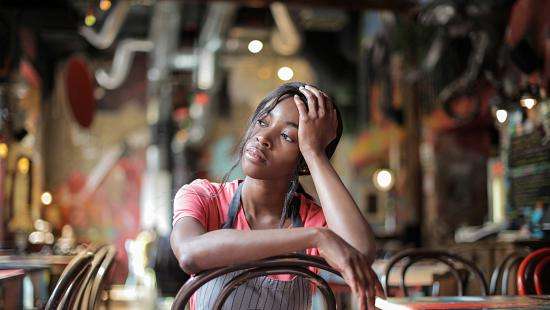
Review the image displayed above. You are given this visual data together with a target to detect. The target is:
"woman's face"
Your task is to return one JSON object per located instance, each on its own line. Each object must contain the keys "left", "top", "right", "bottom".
{"left": 241, "top": 96, "right": 301, "bottom": 180}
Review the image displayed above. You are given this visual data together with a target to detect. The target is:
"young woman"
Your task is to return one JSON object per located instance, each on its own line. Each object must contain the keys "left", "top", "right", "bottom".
{"left": 171, "top": 82, "right": 383, "bottom": 310}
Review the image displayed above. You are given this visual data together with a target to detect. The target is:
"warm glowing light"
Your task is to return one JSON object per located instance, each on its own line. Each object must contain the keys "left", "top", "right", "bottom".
{"left": 520, "top": 97, "right": 537, "bottom": 109}
{"left": 41, "top": 192, "right": 53, "bottom": 205}
{"left": 248, "top": 40, "right": 263, "bottom": 53}
{"left": 496, "top": 109, "right": 508, "bottom": 123}
{"left": 99, "top": 0, "right": 112, "bottom": 11}
{"left": 277, "top": 66, "right": 294, "bottom": 81}
{"left": 373, "top": 169, "right": 394, "bottom": 191}
{"left": 0, "top": 143, "right": 8, "bottom": 159}
{"left": 17, "top": 157, "right": 30, "bottom": 174}
{"left": 85, "top": 13, "right": 96, "bottom": 27}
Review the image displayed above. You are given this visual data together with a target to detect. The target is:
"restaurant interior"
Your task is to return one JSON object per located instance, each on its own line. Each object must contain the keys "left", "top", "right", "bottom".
{"left": 0, "top": 0, "right": 549, "bottom": 309}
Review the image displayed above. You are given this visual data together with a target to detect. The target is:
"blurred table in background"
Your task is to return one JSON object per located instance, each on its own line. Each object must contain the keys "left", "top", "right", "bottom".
{"left": 0, "top": 269, "right": 24, "bottom": 310}
{"left": 0, "top": 254, "right": 74, "bottom": 308}
{"left": 0, "top": 254, "right": 73, "bottom": 274}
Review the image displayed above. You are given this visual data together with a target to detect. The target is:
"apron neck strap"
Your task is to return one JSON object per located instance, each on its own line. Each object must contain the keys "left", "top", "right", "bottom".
{"left": 222, "top": 181, "right": 303, "bottom": 229}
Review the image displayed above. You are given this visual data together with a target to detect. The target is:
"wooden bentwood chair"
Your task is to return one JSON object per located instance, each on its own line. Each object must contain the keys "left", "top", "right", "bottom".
{"left": 172, "top": 253, "right": 381, "bottom": 310}
{"left": 489, "top": 250, "right": 529, "bottom": 295}
{"left": 45, "top": 250, "right": 94, "bottom": 310}
{"left": 383, "top": 249, "right": 488, "bottom": 297}
{"left": 45, "top": 245, "right": 117, "bottom": 310}
{"left": 517, "top": 247, "right": 550, "bottom": 295}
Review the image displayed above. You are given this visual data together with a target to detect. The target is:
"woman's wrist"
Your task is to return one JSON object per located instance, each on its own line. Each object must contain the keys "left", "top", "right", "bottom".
{"left": 313, "top": 227, "right": 332, "bottom": 248}
{"left": 302, "top": 149, "right": 329, "bottom": 164}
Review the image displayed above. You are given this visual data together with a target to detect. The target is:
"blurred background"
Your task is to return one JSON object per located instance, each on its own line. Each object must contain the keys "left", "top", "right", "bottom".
{"left": 0, "top": 0, "right": 548, "bottom": 308}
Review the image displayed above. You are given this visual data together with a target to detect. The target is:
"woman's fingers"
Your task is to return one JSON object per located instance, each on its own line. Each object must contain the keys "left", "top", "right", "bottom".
{"left": 299, "top": 86, "right": 318, "bottom": 118}
{"left": 374, "top": 271, "right": 387, "bottom": 298}
{"left": 366, "top": 272, "right": 376, "bottom": 310}
{"left": 305, "top": 85, "right": 326, "bottom": 118}
{"left": 293, "top": 95, "right": 308, "bottom": 121}
{"left": 345, "top": 269, "right": 365, "bottom": 310}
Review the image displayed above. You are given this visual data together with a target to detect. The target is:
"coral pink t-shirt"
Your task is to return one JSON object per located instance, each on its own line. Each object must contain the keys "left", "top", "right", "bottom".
{"left": 172, "top": 179, "right": 327, "bottom": 309}
{"left": 172, "top": 179, "right": 327, "bottom": 256}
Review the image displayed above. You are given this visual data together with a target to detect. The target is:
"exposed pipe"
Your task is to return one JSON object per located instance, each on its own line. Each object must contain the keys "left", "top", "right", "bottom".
{"left": 79, "top": 1, "right": 132, "bottom": 49}
{"left": 270, "top": 2, "right": 302, "bottom": 56}
{"left": 95, "top": 39, "right": 153, "bottom": 89}
{"left": 195, "top": 2, "right": 238, "bottom": 90}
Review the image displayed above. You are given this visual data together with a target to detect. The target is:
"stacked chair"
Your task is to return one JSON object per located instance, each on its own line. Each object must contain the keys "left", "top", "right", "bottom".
{"left": 489, "top": 249, "right": 529, "bottom": 295}
{"left": 517, "top": 247, "right": 550, "bottom": 295}
{"left": 45, "top": 245, "right": 117, "bottom": 310}
{"left": 489, "top": 247, "right": 550, "bottom": 296}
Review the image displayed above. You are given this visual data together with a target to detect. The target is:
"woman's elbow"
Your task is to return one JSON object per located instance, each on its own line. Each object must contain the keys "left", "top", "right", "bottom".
{"left": 170, "top": 234, "right": 201, "bottom": 274}
{"left": 177, "top": 252, "right": 201, "bottom": 275}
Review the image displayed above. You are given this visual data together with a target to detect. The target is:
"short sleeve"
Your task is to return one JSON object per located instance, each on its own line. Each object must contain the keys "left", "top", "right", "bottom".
{"left": 172, "top": 179, "right": 216, "bottom": 228}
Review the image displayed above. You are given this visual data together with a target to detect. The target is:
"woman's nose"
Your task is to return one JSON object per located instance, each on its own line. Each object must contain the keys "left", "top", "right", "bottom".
{"left": 256, "top": 135, "right": 272, "bottom": 149}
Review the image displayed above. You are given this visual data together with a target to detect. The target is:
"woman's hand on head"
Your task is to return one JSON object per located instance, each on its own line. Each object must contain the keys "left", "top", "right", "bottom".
{"left": 316, "top": 228, "right": 385, "bottom": 310}
{"left": 294, "top": 85, "right": 338, "bottom": 157}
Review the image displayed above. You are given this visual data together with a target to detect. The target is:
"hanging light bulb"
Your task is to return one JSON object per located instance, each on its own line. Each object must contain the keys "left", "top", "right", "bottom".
{"left": 277, "top": 66, "right": 294, "bottom": 81}
{"left": 519, "top": 84, "right": 540, "bottom": 110}
{"left": 495, "top": 109, "right": 508, "bottom": 123}
{"left": 41, "top": 192, "right": 53, "bottom": 205}
{"left": 520, "top": 97, "right": 537, "bottom": 109}
{"left": 17, "top": 157, "right": 30, "bottom": 174}
{"left": 85, "top": 8, "right": 96, "bottom": 27}
{"left": 248, "top": 40, "right": 263, "bottom": 53}
{"left": 99, "top": 0, "right": 112, "bottom": 11}
{"left": 373, "top": 169, "right": 395, "bottom": 192}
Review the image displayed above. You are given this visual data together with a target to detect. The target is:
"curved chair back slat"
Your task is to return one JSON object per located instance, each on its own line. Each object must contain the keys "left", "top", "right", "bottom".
{"left": 213, "top": 266, "right": 335, "bottom": 310}
{"left": 401, "top": 256, "right": 464, "bottom": 296}
{"left": 171, "top": 253, "right": 348, "bottom": 310}
{"left": 517, "top": 247, "right": 550, "bottom": 295}
{"left": 73, "top": 246, "right": 110, "bottom": 309}
{"left": 489, "top": 251, "right": 528, "bottom": 295}
{"left": 383, "top": 249, "right": 488, "bottom": 297}
{"left": 45, "top": 251, "right": 94, "bottom": 310}
{"left": 86, "top": 245, "right": 117, "bottom": 310}
{"left": 534, "top": 256, "right": 550, "bottom": 295}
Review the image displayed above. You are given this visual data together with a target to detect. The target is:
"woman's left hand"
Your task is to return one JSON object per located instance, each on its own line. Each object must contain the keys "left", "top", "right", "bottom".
{"left": 294, "top": 85, "right": 338, "bottom": 157}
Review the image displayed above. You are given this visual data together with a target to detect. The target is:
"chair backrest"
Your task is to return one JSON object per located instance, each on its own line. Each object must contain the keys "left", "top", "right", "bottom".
{"left": 533, "top": 256, "right": 550, "bottom": 295}
{"left": 171, "top": 253, "right": 358, "bottom": 310}
{"left": 383, "top": 249, "right": 488, "bottom": 297}
{"left": 73, "top": 245, "right": 110, "bottom": 309}
{"left": 489, "top": 250, "right": 529, "bottom": 295}
{"left": 517, "top": 247, "right": 550, "bottom": 295}
{"left": 45, "top": 251, "right": 94, "bottom": 310}
{"left": 86, "top": 245, "right": 117, "bottom": 310}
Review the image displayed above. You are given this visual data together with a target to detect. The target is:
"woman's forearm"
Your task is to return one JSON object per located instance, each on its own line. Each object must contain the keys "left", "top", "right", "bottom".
{"left": 304, "top": 152, "right": 376, "bottom": 261}
{"left": 172, "top": 223, "right": 322, "bottom": 274}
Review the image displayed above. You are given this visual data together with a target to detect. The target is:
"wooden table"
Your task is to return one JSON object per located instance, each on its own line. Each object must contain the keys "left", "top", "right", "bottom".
{"left": 0, "top": 269, "right": 25, "bottom": 310}
{"left": 0, "top": 254, "right": 73, "bottom": 275}
{"left": 375, "top": 295, "right": 550, "bottom": 309}
{"left": 0, "top": 254, "right": 74, "bottom": 308}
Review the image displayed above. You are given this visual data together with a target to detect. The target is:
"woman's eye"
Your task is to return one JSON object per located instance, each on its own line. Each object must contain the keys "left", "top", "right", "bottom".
{"left": 281, "top": 133, "right": 294, "bottom": 143}
{"left": 257, "top": 119, "right": 268, "bottom": 127}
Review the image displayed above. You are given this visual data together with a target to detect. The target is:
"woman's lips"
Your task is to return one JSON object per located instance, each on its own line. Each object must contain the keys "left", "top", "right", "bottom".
{"left": 245, "top": 146, "right": 267, "bottom": 164}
